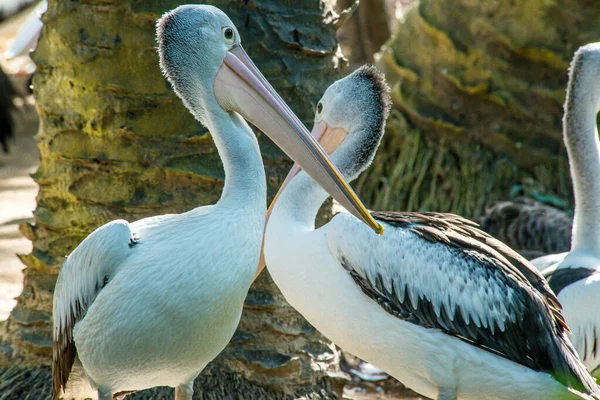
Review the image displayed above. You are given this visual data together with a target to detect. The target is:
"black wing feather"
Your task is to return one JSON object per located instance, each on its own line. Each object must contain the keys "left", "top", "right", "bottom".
{"left": 337, "top": 211, "right": 599, "bottom": 396}
{"left": 545, "top": 267, "right": 596, "bottom": 295}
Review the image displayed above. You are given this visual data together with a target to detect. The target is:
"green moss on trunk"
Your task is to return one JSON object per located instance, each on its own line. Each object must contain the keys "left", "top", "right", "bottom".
{"left": 360, "top": 0, "right": 599, "bottom": 217}
{"left": 1, "top": 0, "right": 348, "bottom": 398}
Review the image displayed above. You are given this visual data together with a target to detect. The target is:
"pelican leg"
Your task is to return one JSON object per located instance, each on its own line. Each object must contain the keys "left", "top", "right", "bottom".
{"left": 437, "top": 388, "right": 457, "bottom": 400}
{"left": 175, "top": 380, "right": 194, "bottom": 400}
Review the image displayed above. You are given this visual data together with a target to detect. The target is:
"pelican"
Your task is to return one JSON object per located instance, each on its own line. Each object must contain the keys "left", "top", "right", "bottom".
{"left": 4, "top": 0, "right": 46, "bottom": 60}
{"left": 527, "top": 43, "right": 600, "bottom": 378}
{"left": 480, "top": 196, "right": 572, "bottom": 260}
{"left": 262, "top": 65, "right": 600, "bottom": 400}
{"left": 52, "top": 5, "right": 380, "bottom": 400}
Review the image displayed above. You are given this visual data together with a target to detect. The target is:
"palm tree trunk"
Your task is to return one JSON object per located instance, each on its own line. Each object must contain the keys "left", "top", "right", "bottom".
{"left": 336, "top": 0, "right": 392, "bottom": 67}
{"left": 0, "top": 1, "right": 347, "bottom": 398}
{"left": 358, "top": 0, "right": 600, "bottom": 219}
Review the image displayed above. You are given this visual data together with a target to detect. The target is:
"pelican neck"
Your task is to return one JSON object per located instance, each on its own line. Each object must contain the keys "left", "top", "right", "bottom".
{"left": 271, "top": 171, "right": 330, "bottom": 231}
{"left": 564, "top": 72, "right": 600, "bottom": 253}
{"left": 206, "top": 110, "right": 267, "bottom": 211}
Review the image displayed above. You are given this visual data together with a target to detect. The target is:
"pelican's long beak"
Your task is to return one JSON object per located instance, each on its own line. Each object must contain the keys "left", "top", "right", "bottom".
{"left": 213, "top": 45, "right": 382, "bottom": 236}
{"left": 266, "top": 120, "right": 348, "bottom": 212}
{"left": 254, "top": 120, "right": 356, "bottom": 280}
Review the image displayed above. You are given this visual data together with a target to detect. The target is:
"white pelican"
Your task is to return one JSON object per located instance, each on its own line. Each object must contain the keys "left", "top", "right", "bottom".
{"left": 4, "top": 0, "right": 46, "bottom": 60}
{"left": 52, "top": 5, "right": 380, "bottom": 400}
{"left": 262, "top": 65, "right": 600, "bottom": 400}
{"left": 528, "top": 43, "right": 600, "bottom": 378}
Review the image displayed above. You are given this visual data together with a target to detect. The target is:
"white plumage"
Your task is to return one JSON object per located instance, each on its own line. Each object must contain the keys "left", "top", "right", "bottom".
{"left": 529, "top": 43, "right": 600, "bottom": 378}
{"left": 55, "top": 205, "right": 264, "bottom": 398}
{"left": 267, "top": 212, "right": 596, "bottom": 400}
{"left": 52, "top": 5, "right": 368, "bottom": 399}
{"left": 531, "top": 252, "right": 600, "bottom": 379}
{"left": 4, "top": 0, "right": 46, "bottom": 60}
{"left": 556, "top": 264, "right": 600, "bottom": 376}
{"left": 264, "top": 66, "right": 600, "bottom": 400}
{"left": 55, "top": 208, "right": 261, "bottom": 399}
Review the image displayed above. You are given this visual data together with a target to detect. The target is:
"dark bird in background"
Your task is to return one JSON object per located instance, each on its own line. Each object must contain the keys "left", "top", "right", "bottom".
{"left": 480, "top": 197, "right": 573, "bottom": 260}
{"left": 0, "top": 0, "right": 40, "bottom": 153}
{"left": 0, "top": 65, "right": 15, "bottom": 153}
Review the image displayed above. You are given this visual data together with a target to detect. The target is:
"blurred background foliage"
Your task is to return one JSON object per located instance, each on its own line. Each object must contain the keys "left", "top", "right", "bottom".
{"left": 346, "top": 0, "right": 600, "bottom": 221}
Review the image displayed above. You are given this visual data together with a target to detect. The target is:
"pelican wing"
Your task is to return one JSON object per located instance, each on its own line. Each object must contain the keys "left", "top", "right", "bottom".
{"left": 546, "top": 267, "right": 597, "bottom": 295}
{"left": 324, "top": 211, "right": 598, "bottom": 395}
{"left": 52, "top": 220, "right": 136, "bottom": 396}
{"left": 546, "top": 268, "right": 600, "bottom": 375}
{"left": 531, "top": 252, "right": 569, "bottom": 273}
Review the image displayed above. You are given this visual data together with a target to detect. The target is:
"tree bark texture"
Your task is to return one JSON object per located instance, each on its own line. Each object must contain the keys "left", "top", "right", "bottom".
{"left": 0, "top": 1, "right": 348, "bottom": 398}
{"left": 336, "top": 0, "right": 391, "bottom": 67}
{"left": 356, "top": 0, "right": 600, "bottom": 218}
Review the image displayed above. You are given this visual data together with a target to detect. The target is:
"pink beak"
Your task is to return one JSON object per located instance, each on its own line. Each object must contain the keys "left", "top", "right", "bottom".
{"left": 213, "top": 45, "right": 382, "bottom": 235}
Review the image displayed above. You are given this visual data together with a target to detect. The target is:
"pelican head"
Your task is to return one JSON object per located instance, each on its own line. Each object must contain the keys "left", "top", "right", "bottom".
{"left": 157, "top": 5, "right": 241, "bottom": 123}
{"left": 566, "top": 42, "right": 600, "bottom": 118}
{"left": 274, "top": 65, "right": 391, "bottom": 195}
{"left": 157, "top": 5, "right": 382, "bottom": 234}
{"left": 311, "top": 65, "right": 391, "bottom": 180}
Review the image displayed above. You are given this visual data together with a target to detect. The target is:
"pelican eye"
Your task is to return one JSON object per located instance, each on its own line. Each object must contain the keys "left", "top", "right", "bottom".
{"left": 222, "top": 27, "right": 235, "bottom": 45}
{"left": 316, "top": 101, "right": 323, "bottom": 115}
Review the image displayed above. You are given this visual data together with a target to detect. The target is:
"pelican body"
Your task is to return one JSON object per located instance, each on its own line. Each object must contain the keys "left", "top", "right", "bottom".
{"left": 51, "top": 5, "right": 377, "bottom": 400}
{"left": 529, "top": 43, "right": 600, "bottom": 378}
{"left": 480, "top": 196, "right": 572, "bottom": 260}
{"left": 263, "top": 66, "right": 600, "bottom": 400}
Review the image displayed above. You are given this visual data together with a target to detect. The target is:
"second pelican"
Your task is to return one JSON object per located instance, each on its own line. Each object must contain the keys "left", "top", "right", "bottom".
{"left": 263, "top": 66, "right": 600, "bottom": 400}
